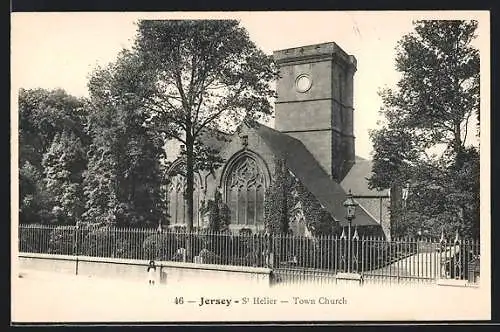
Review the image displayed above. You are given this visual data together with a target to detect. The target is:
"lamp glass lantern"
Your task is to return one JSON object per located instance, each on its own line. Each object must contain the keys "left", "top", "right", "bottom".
{"left": 343, "top": 190, "right": 358, "bottom": 221}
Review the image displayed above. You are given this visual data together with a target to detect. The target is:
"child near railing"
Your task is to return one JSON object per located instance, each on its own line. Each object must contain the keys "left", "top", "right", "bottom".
{"left": 147, "top": 260, "right": 157, "bottom": 286}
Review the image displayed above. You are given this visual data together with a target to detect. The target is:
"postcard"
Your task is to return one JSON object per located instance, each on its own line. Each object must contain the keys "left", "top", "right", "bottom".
{"left": 11, "top": 10, "right": 491, "bottom": 323}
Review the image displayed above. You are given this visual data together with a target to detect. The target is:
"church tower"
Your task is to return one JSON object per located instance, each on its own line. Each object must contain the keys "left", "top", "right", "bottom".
{"left": 273, "top": 42, "right": 357, "bottom": 181}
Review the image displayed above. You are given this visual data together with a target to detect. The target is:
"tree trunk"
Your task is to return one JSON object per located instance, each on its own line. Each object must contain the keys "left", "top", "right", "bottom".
{"left": 185, "top": 132, "right": 195, "bottom": 261}
{"left": 453, "top": 122, "right": 463, "bottom": 155}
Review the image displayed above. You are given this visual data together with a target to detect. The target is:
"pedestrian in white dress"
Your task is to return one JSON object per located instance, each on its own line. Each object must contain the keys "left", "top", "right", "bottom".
{"left": 147, "top": 260, "right": 157, "bottom": 286}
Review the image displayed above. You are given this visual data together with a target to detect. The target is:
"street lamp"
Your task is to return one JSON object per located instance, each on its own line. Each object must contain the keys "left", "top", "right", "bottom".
{"left": 343, "top": 189, "right": 358, "bottom": 273}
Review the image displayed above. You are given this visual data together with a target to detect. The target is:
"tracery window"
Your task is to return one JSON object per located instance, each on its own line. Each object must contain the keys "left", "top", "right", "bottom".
{"left": 225, "top": 156, "right": 266, "bottom": 227}
{"left": 166, "top": 171, "right": 202, "bottom": 227}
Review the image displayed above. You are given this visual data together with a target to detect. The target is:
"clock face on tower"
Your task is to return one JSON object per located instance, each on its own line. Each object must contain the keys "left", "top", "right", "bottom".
{"left": 295, "top": 73, "right": 312, "bottom": 93}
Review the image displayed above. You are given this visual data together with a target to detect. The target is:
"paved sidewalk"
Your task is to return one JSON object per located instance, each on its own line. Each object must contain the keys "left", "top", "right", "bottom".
{"left": 12, "top": 268, "right": 489, "bottom": 323}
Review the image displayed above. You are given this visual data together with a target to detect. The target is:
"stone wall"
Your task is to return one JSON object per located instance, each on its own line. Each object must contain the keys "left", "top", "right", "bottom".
{"left": 18, "top": 253, "right": 273, "bottom": 288}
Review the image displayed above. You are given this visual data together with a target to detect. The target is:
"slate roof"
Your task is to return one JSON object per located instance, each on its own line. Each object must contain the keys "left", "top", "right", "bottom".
{"left": 167, "top": 121, "right": 382, "bottom": 228}
{"left": 250, "top": 122, "right": 380, "bottom": 227}
{"left": 340, "top": 156, "right": 390, "bottom": 197}
{"left": 339, "top": 156, "right": 390, "bottom": 224}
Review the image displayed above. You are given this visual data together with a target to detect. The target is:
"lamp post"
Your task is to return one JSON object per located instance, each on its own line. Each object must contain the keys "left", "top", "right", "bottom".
{"left": 343, "top": 190, "right": 358, "bottom": 273}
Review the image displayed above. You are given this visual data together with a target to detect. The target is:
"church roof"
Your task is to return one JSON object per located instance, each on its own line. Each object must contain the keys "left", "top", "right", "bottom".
{"left": 250, "top": 122, "right": 380, "bottom": 227}
{"left": 341, "top": 156, "right": 390, "bottom": 197}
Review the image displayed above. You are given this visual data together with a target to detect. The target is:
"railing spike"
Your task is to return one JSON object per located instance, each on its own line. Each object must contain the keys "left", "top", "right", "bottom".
{"left": 340, "top": 227, "right": 346, "bottom": 240}
{"left": 454, "top": 229, "right": 460, "bottom": 244}
{"left": 439, "top": 229, "right": 445, "bottom": 244}
{"left": 353, "top": 227, "right": 359, "bottom": 240}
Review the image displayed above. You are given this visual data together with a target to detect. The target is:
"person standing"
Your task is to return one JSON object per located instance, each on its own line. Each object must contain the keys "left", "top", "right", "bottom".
{"left": 147, "top": 260, "right": 157, "bottom": 286}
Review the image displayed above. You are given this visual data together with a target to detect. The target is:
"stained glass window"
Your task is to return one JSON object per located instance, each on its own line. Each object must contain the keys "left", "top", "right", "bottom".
{"left": 225, "top": 157, "right": 266, "bottom": 226}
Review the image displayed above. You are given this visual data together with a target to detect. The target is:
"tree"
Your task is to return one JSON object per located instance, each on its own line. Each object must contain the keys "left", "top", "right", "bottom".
{"left": 19, "top": 88, "right": 88, "bottom": 169}
{"left": 19, "top": 161, "right": 52, "bottom": 224}
{"left": 264, "top": 159, "right": 339, "bottom": 236}
{"left": 294, "top": 182, "right": 340, "bottom": 237}
{"left": 264, "top": 159, "right": 295, "bottom": 234}
{"left": 81, "top": 140, "right": 119, "bottom": 225}
{"left": 201, "top": 188, "right": 230, "bottom": 232}
{"left": 42, "top": 131, "right": 86, "bottom": 225}
{"left": 19, "top": 88, "right": 88, "bottom": 224}
{"left": 132, "top": 20, "right": 278, "bottom": 238}
{"left": 378, "top": 20, "right": 479, "bottom": 156}
{"left": 369, "top": 20, "right": 480, "bottom": 238}
{"left": 84, "top": 54, "right": 167, "bottom": 227}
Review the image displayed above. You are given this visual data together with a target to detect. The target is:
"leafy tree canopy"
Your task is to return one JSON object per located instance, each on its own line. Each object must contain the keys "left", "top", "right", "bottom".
{"left": 19, "top": 88, "right": 87, "bottom": 169}
{"left": 369, "top": 20, "right": 480, "bottom": 238}
{"left": 19, "top": 88, "right": 88, "bottom": 225}
{"left": 115, "top": 20, "right": 279, "bottom": 233}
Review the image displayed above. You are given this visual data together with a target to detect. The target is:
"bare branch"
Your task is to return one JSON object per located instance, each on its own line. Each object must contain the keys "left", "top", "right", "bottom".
{"left": 193, "top": 93, "right": 204, "bottom": 126}
{"left": 194, "top": 85, "right": 244, "bottom": 136}
{"left": 166, "top": 131, "right": 186, "bottom": 144}
{"left": 462, "top": 109, "right": 473, "bottom": 145}
{"left": 173, "top": 62, "right": 191, "bottom": 117}
{"left": 194, "top": 107, "right": 227, "bottom": 136}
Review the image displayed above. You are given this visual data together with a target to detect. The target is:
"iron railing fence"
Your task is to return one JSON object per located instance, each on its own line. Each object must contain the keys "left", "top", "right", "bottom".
{"left": 18, "top": 224, "right": 480, "bottom": 285}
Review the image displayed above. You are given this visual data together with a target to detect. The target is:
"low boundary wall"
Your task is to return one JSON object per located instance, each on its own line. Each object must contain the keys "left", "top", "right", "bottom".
{"left": 18, "top": 253, "right": 272, "bottom": 287}
{"left": 17, "top": 253, "right": 478, "bottom": 289}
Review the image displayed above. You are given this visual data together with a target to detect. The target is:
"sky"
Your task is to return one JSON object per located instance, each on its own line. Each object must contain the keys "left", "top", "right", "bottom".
{"left": 11, "top": 11, "right": 489, "bottom": 159}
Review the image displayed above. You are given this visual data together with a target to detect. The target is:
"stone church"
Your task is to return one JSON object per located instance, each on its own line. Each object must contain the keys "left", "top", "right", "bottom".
{"left": 165, "top": 42, "right": 391, "bottom": 239}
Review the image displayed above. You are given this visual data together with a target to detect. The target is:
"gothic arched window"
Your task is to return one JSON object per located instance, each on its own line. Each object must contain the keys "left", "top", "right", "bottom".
{"left": 225, "top": 156, "right": 267, "bottom": 227}
{"left": 166, "top": 166, "right": 202, "bottom": 227}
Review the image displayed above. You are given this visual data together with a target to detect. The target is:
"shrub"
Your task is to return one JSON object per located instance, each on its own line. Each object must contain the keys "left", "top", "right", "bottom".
{"left": 202, "top": 194, "right": 231, "bottom": 232}
{"left": 142, "top": 229, "right": 202, "bottom": 261}
{"left": 172, "top": 225, "right": 187, "bottom": 233}
{"left": 48, "top": 226, "right": 76, "bottom": 255}
{"left": 199, "top": 248, "right": 222, "bottom": 264}
{"left": 81, "top": 226, "right": 132, "bottom": 258}
{"left": 242, "top": 250, "right": 266, "bottom": 267}
{"left": 231, "top": 231, "right": 268, "bottom": 267}
{"left": 443, "top": 248, "right": 478, "bottom": 280}
{"left": 271, "top": 236, "right": 325, "bottom": 269}
{"left": 197, "top": 227, "right": 215, "bottom": 251}
{"left": 234, "top": 228, "right": 255, "bottom": 256}
{"left": 142, "top": 233, "right": 179, "bottom": 261}
{"left": 171, "top": 249, "right": 186, "bottom": 262}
